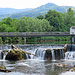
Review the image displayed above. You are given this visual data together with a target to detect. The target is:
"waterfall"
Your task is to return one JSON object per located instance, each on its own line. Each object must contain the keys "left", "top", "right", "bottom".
{"left": 42, "top": 51, "right": 46, "bottom": 60}
{"left": 25, "top": 53, "right": 31, "bottom": 59}
{"left": 62, "top": 49, "right": 64, "bottom": 59}
{"left": 60, "top": 49, "right": 64, "bottom": 59}
{"left": 0, "top": 45, "right": 65, "bottom": 61}
{"left": 0, "top": 50, "right": 2, "bottom": 59}
{"left": 51, "top": 49, "right": 55, "bottom": 60}
{"left": 65, "top": 44, "right": 75, "bottom": 60}
{"left": 65, "top": 51, "right": 75, "bottom": 60}
{"left": 3, "top": 52, "right": 8, "bottom": 60}
{"left": 30, "top": 54, "right": 34, "bottom": 59}
{"left": 26, "top": 54, "right": 29, "bottom": 59}
{"left": 34, "top": 48, "right": 46, "bottom": 60}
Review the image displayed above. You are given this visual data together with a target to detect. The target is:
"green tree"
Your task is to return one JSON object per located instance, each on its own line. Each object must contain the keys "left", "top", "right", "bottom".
{"left": 45, "top": 10, "right": 64, "bottom": 31}
{"left": 64, "top": 8, "right": 75, "bottom": 31}
{"left": 36, "top": 15, "right": 44, "bottom": 20}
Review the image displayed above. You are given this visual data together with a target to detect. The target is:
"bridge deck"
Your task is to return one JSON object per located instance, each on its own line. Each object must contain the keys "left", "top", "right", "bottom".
{"left": 0, "top": 32, "right": 74, "bottom": 37}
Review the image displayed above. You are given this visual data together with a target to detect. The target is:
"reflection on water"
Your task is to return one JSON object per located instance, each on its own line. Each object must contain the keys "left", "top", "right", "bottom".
{"left": 0, "top": 59, "right": 70, "bottom": 75}
{"left": 60, "top": 71, "right": 75, "bottom": 75}
{"left": 0, "top": 72, "right": 25, "bottom": 75}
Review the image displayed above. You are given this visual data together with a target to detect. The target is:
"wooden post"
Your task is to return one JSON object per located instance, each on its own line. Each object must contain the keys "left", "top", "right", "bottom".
{"left": 24, "top": 37, "right": 26, "bottom": 44}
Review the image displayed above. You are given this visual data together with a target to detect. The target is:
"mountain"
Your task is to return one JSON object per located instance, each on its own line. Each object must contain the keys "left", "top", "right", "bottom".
{"left": 0, "top": 8, "right": 32, "bottom": 15}
{"left": 0, "top": 3, "right": 75, "bottom": 20}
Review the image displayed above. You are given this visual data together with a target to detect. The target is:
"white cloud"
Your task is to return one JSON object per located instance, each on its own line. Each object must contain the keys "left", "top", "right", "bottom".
{"left": 0, "top": 0, "right": 75, "bottom": 9}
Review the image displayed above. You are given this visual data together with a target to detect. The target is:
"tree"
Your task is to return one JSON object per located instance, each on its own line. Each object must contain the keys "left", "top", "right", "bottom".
{"left": 16, "top": 17, "right": 31, "bottom": 32}
{"left": 64, "top": 8, "right": 75, "bottom": 31}
{"left": 41, "top": 19, "right": 53, "bottom": 32}
{"left": 36, "top": 15, "right": 44, "bottom": 20}
{"left": 45, "top": 10, "right": 64, "bottom": 31}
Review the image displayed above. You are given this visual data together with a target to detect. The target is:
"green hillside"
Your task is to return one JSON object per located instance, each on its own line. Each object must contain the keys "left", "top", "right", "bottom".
{"left": 0, "top": 8, "right": 32, "bottom": 15}
{"left": 0, "top": 3, "right": 75, "bottom": 20}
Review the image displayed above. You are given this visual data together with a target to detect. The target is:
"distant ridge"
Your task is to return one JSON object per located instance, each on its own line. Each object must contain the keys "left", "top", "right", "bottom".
{"left": 0, "top": 8, "right": 32, "bottom": 15}
{"left": 0, "top": 3, "right": 75, "bottom": 20}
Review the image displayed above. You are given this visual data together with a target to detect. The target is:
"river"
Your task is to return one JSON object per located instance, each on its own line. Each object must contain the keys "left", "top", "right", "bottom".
{"left": 0, "top": 44, "right": 75, "bottom": 75}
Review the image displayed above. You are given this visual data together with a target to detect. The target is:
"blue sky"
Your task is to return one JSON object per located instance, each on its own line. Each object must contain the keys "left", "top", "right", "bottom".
{"left": 0, "top": 0, "right": 75, "bottom": 9}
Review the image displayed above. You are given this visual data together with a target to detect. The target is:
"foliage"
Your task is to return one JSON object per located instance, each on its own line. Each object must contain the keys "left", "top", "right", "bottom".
{"left": 36, "top": 15, "right": 44, "bottom": 20}
{"left": 0, "top": 8, "right": 74, "bottom": 44}
{"left": 64, "top": 8, "right": 75, "bottom": 31}
{"left": 16, "top": 17, "right": 53, "bottom": 32}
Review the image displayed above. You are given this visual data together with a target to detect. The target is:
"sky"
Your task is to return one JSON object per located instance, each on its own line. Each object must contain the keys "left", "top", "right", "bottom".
{"left": 0, "top": 0, "right": 75, "bottom": 9}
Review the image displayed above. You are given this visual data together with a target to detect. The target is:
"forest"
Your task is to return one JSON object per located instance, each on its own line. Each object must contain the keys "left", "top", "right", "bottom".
{"left": 0, "top": 8, "right": 75, "bottom": 44}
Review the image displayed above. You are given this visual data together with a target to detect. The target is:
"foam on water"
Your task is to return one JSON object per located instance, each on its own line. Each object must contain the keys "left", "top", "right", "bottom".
{"left": 17, "top": 62, "right": 31, "bottom": 67}
{"left": 65, "top": 51, "right": 75, "bottom": 60}
{"left": 0, "top": 72, "right": 25, "bottom": 75}
{"left": 60, "top": 71, "right": 75, "bottom": 75}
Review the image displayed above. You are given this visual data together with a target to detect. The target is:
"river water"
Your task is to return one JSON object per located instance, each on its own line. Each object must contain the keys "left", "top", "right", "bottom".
{"left": 0, "top": 44, "right": 75, "bottom": 75}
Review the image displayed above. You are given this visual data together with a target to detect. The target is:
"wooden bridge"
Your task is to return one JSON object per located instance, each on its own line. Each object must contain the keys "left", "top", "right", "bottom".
{"left": 0, "top": 32, "right": 75, "bottom": 44}
{"left": 0, "top": 32, "right": 74, "bottom": 37}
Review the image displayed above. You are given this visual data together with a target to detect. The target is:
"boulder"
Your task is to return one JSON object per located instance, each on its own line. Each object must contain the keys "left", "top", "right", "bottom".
{"left": 54, "top": 63, "right": 68, "bottom": 67}
{"left": 5, "top": 45, "right": 36, "bottom": 61}
{"left": 45, "top": 48, "right": 65, "bottom": 60}
{"left": 69, "top": 66, "right": 75, "bottom": 72}
{"left": 45, "top": 49, "right": 52, "bottom": 60}
{"left": 6, "top": 49, "right": 27, "bottom": 60}
{"left": 0, "top": 65, "right": 11, "bottom": 73}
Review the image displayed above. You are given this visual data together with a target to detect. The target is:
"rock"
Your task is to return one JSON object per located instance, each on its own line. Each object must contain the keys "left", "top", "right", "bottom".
{"left": 6, "top": 49, "right": 27, "bottom": 60}
{"left": 69, "top": 67, "right": 75, "bottom": 72}
{"left": 0, "top": 69, "right": 11, "bottom": 73}
{"left": 5, "top": 45, "right": 37, "bottom": 61}
{"left": 0, "top": 65, "right": 6, "bottom": 69}
{"left": 0, "top": 65, "right": 11, "bottom": 73}
{"left": 2, "top": 50, "right": 8, "bottom": 53}
{"left": 45, "top": 48, "right": 65, "bottom": 60}
{"left": 55, "top": 63, "right": 67, "bottom": 67}
{"left": 45, "top": 49, "right": 52, "bottom": 60}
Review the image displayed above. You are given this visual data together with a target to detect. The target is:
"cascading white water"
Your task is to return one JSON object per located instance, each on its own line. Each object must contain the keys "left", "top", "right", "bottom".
{"left": 42, "top": 50, "right": 46, "bottom": 60}
{"left": 26, "top": 53, "right": 29, "bottom": 59}
{"left": 34, "top": 48, "right": 46, "bottom": 60}
{"left": 3, "top": 52, "right": 8, "bottom": 60}
{"left": 28, "top": 47, "right": 65, "bottom": 60}
{"left": 61, "top": 49, "right": 64, "bottom": 59}
{"left": 51, "top": 49, "right": 55, "bottom": 60}
{"left": 0, "top": 45, "right": 65, "bottom": 61}
{"left": 65, "top": 51, "right": 75, "bottom": 60}
{"left": 0, "top": 50, "right": 2, "bottom": 59}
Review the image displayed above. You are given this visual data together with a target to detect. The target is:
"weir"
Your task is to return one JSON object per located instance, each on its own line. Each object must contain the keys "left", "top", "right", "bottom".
{"left": 1, "top": 44, "right": 75, "bottom": 61}
{"left": 0, "top": 45, "right": 65, "bottom": 61}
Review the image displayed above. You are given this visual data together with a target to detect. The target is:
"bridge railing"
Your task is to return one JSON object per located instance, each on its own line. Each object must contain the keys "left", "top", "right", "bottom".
{"left": 0, "top": 32, "right": 70, "bottom": 37}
